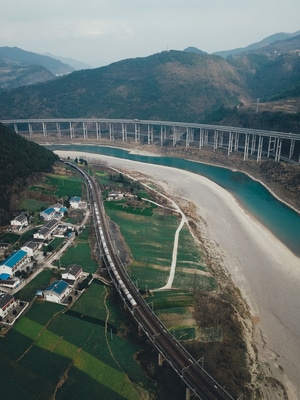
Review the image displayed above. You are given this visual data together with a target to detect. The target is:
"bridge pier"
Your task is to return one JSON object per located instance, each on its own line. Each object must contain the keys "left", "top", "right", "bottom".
{"left": 267, "top": 136, "right": 276, "bottom": 157}
{"left": 289, "top": 138, "right": 295, "bottom": 159}
{"left": 228, "top": 131, "right": 233, "bottom": 154}
{"left": 158, "top": 352, "right": 164, "bottom": 366}
{"left": 69, "top": 122, "right": 74, "bottom": 138}
{"left": 275, "top": 138, "right": 282, "bottom": 161}
{"left": 161, "top": 125, "right": 167, "bottom": 145}
{"left": 28, "top": 122, "right": 33, "bottom": 137}
{"left": 186, "top": 127, "right": 191, "bottom": 147}
{"left": 56, "top": 122, "right": 61, "bottom": 138}
{"left": 199, "top": 128, "right": 203, "bottom": 148}
{"left": 83, "top": 122, "right": 88, "bottom": 139}
{"left": 234, "top": 132, "right": 239, "bottom": 151}
{"left": 109, "top": 123, "right": 114, "bottom": 140}
{"left": 96, "top": 122, "right": 101, "bottom": 139}
{"left": 135, "top": 123, "right": 140, "bottom": 142}
{"left": 122, "top": 123, "right": 127, "bottom": 141}
{"left": 243, "top": 134, "right": 250, "bottom": 160}
{"left": 213, "top": 130, "right": 219, "bottom": 151}
{"left": 219, "top": 131, "right": 224, "bottom": 148}
{"left": 257, "top": 135, "right": 263, "bottom": 161}
{"left": 250, "top": 134, "right": 256, "bottom": 155}
{"left": 204, "top": 129, "right": 209, "bottom": 146}
{"left": 148, "top": 125, "right": 154, "bottom": 144}
{"left": 42, "top": 122, "right": 47, "bottom": 137}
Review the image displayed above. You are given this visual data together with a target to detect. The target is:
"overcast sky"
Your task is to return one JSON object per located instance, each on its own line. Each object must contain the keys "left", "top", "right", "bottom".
{"left": 1, "top": 0, "right": 299, "bottom": 68}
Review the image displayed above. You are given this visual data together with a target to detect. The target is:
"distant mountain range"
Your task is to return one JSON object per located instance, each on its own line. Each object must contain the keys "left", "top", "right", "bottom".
{"left": 211, "top": 30, "right": 300, "bottom": 58}
{"left": 0, "top": 47, "right": 77, "bottom": 90}
{"left": 0, "top": 31, "right": 299, "bottom": 132}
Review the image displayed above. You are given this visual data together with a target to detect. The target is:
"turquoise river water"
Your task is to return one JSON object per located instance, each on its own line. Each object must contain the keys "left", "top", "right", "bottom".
{"left": 47, "top": 144, "right": 300, "bottom": 257}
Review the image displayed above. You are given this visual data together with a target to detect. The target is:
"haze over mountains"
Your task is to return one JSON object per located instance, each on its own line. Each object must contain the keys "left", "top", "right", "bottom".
{"left": 0, "top": 31, "right": 299, "bottom": 132}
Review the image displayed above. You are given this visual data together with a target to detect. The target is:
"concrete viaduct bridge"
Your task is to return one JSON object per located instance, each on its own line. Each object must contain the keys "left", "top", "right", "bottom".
{"left": 2, "top": 118, "right": 300, "bottom": 163}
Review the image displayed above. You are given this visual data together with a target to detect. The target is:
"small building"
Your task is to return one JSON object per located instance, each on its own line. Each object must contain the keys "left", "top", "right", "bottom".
{"left": 40, "top": 204, "right": 67, "bottom": 221}
{"left": 33, "top": 219, "right": 59, "bottom": 240}
{"left": 69, "top": 196, "right": 81, "bottom": 209}
{"left": 61, "top": 264, "right": 82, "bottom": 285}
{"left": 0, "top": 278, "right": 20, "bottom": 290}
{"left": 21, "top": 241, "right": 40, "bottom": 257}
{"left": 107, "top": 191, "right": 123, "bottom": 200}
{"left": 10, "top": 213, "right": 28, "bottom": 229}
{"left": 42, "top": 280, "right": 70, "bottom": 303}
{"left": 0, "top": 249, "right": 29, "bottom": 278}
{"left": 40, "top": 207, "right": 55, "bottom": 221}
{"left": 0, "top": 291, "right": 15, "bottom": 319}
{"left": 33, "top": 227, "right": 51, "bottom": 241}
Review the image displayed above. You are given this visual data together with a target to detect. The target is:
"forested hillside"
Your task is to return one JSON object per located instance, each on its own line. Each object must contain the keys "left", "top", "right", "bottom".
{"left": 0, "top": 51, "right": 250, "bottom": 122}
{"left": 0, "top": 42, "right": 299, "bottom": 132}
{"left": 0, "top": 123, "right": 58, "bottom": 223}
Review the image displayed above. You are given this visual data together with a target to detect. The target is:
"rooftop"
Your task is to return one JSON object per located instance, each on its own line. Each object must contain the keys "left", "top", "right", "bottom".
{"left": 0, "top": 292, "right": 14, "bottom": 308}
{"left": 64, "top": 264, "right": 82, "bottom": 276}
{"left": 0, "top": 249, "right": 27, "bottom": 268}
{"left": 70, "top": 196, "right": 81, "bottom": 202}
{"left": 45, "top": 280, "right": 69, "bottom": 295}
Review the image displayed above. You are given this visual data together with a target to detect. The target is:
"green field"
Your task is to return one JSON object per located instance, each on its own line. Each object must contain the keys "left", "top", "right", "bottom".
{"left": 41, "top": 173, "right": 84, "bottom": 198}
{"left": 0, "top": 281, "right": 157, "bottom": 400}
{"left": 14, "top": 269, "right": 53, "bottom": 301}
{"left": 103, "top": 188, "right": 218, "bottom": 343}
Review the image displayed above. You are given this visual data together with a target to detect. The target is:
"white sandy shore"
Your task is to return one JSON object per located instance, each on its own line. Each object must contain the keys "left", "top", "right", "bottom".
{"left": 56, "top": 150, "right": 300, "bottom": 398}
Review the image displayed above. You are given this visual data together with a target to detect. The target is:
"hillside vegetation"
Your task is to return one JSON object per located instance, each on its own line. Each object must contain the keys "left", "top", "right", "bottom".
{"left": 0, "top": 35, "right": 299, "bottom": 131}
{"left": 0, "top": 123, "right": 58, "bottom": 223}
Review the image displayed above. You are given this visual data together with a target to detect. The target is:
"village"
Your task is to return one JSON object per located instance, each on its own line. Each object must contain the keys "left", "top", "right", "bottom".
{"left": 0, "top": 195, "right": 89, "bottom": 328}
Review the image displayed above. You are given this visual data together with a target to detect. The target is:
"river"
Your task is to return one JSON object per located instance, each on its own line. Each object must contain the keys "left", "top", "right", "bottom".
{"left": 46, "top": 144, "right": 300, "bottom": 256}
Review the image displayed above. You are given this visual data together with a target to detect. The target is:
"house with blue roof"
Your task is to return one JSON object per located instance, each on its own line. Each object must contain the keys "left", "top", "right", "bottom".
{"left": 40, "top": 203, "right": 67, "bottom": 221}
{"left": 40, "top": 207, "right": 55, "bottom": 221}
{"left": 70, "top": 196, "right": 81, "bottom": 209}
{"left": 0, "top": 249, "right": 29, "bottom": 279}
{"left": 41, "top": 280, "right": 70, "bottom": 303}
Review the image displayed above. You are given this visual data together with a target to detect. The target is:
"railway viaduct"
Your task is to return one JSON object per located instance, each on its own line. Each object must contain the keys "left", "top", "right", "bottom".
{"left": 1, "top": 118, "right": 300, "bottom": 163}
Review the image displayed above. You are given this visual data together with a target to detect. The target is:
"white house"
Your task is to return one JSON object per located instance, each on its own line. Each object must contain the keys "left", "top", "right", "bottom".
{"left": 40, "top": 204, "right": 67, "bottom": 221}
{"left": 39, "top": 207, "right": 55, "bottom": 221}
{"left": 69, "top": 196, "right": 81, "bottom": 209}
{"left": 0, "top": 249, "right": 29, "bottom": 279}
{"left": 10, "top": 213, "right": 28, "bottom": 229}
{"left": 0, "top": 291, "right": 15, "bottom": 319}
{"left": 107, "top": 191, "right": 123, "bottom": 200}
{"left": 0, "top": 278, "right": 20, "bottom": 290}
{"left": 21, "top": 241, "right": 40, "bottom": 257}
{"left": 33, "top": 219, "right": 59, "bottom": 240}
{"left": 41, "top": 280, "right": 70, "bottom": 303}
{"left": 61, "top": 264, "right": 82, "bottom": 285}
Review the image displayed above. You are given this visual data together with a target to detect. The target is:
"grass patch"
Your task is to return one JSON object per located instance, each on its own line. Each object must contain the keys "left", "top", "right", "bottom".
{"left": 14, "top": 269, "right": 52, "bottom": 301}
{"left": 55, "top": 242, "right": 98, "bottom": 273}
{"left": 43, "top": 173, "right": 83, "bottom": 198}
{"left": 198, "top": 326, "right": 223, "bottom": 342}
{"left": 17, "top": 198, "right": 49, "bottom": 213}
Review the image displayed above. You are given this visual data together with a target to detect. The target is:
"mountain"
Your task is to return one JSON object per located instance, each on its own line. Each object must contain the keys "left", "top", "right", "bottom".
{"left": 0, "top": 123, "right": 58, "bottom": 223}
{"left": 43, "top": 52, "right": 92, "bottom": 71}
{"left": 183, "top": 47, "right": 207, "bottom": 55}
{"left": 0, "top": 32, "right": 299, "bottom": 132}
{"left": 0, "top": 50, "right": 250, "bottom": 122}
{"left": 213, "top": 30, "right": 300, "bottom": 59}
{"left": 0, "top": 46, "right": 74, "bottom": 90}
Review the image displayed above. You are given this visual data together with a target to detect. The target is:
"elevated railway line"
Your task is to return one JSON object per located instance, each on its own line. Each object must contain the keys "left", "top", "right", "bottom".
{"left": 2, "top": 117, "right": 300, "bottom": 163}
{"left": 66, "top": 160, "right": 236, "bottom": 400}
